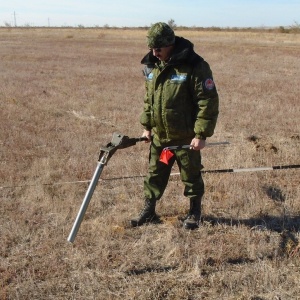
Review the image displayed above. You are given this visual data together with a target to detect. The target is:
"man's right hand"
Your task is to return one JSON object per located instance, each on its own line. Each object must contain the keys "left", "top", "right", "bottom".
{"left": 142, "top": 130, "right": 152, "bottom": 143}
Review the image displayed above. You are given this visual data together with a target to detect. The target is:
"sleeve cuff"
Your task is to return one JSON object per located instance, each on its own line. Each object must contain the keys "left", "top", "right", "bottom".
{"left": 195, "top": 133, "right": 206, "bottom": 140}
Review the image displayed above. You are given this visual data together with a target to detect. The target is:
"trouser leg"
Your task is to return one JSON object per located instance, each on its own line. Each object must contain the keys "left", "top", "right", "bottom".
{"left": 131, "top": 143, "right": 175, "bottom": 227}
{"left": 175, "top": 148, "right": 204, "bottom": 229}
{"left": 143, "top": 142, "right": 175, "bottom": 201}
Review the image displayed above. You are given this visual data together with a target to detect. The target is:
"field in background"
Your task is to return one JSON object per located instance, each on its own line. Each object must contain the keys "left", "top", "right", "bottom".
{"left": 0, "top": 28, "right": 300, "bottom": 299}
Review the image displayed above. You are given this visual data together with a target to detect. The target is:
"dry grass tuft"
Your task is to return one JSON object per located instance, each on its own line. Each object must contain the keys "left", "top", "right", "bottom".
{"left": 1, "top": 28, "right": 300, "bottom": 299}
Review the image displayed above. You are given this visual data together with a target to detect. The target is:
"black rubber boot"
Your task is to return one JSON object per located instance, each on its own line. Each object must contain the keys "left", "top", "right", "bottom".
{"left": 130, "top": 199, "right": 157, "bottom": 227}
{"left": 183, "top": 197, "right": 201, "bottom": 230}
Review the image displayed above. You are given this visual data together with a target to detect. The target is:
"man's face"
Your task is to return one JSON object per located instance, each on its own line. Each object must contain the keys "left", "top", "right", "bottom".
{"left": 151, "top": 45, "right": 174, "bottom": 62}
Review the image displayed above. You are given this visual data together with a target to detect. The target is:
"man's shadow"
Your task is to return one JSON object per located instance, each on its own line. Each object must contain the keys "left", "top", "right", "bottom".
{"left": 202, "top": 184, "right": 300, "bottom": 233}
{"left": 201, "top": 214, "right": 300, "bottom": 233}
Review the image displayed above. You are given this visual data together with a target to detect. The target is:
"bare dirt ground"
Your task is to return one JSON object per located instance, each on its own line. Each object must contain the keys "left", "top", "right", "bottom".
{"left": 0, "top": 28, "right": 300, "bottom": 299}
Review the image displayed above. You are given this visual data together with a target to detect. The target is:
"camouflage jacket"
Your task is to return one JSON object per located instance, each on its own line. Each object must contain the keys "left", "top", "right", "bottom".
{"left": 140, "top": 36, "right": 219, "bottom": 144}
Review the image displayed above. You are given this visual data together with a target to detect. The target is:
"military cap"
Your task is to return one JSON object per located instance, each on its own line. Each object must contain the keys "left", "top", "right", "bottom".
{"left": 147, "top": 22, "right": 175, "bottom": 48}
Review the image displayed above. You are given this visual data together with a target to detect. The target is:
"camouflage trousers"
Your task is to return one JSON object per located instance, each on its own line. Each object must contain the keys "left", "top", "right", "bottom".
{"left": 144, "top": 142, "right": 205, "bottom": 201}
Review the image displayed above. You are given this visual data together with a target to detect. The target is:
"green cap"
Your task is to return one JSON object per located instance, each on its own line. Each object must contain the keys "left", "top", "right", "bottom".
{"left": 147, "top": 22, "right": 175, "bottom": 48}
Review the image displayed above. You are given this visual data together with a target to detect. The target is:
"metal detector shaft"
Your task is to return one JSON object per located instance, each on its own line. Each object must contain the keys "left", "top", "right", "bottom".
{"left": 67, "top": 153, "right": 108, "bottom": 243}
{"left": 163, "top": 141, "right": 230, "bottom": 151}
{"left": 67, "top": 132, "right": 147, "bottom": 243}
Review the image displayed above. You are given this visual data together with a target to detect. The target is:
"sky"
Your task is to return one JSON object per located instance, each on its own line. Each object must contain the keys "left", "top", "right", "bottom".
{"left": 1, "top": 0, "right": 299, "bottom": 28}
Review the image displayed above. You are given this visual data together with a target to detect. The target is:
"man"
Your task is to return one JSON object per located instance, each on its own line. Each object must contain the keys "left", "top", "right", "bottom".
{"left": 131, "top": 22, "right": 219, "bottom": 230}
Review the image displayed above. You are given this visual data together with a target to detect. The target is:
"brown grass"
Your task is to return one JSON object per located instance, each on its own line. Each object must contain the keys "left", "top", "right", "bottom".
{"left": 1, "top": 28, "right": 300, "bottom": 300}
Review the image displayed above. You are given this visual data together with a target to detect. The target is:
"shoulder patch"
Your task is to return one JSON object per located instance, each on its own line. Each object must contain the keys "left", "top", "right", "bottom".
{"left": 204, "top": 78, "right": 215, "bottom": 90}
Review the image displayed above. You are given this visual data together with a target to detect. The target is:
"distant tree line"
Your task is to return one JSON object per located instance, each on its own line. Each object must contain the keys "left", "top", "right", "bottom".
{"left": 2, "top": 19, "right": 300, "bottom": 34}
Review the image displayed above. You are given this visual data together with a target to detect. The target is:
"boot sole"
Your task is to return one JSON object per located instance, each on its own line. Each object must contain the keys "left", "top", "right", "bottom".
{"left": 183, "top": 222, "right": 199, "bottom": 230}
{"left": 130, "top": 215, "right": 160, "bottom": 227}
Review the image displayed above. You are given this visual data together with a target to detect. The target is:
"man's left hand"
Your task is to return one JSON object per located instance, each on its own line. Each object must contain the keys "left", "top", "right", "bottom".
{"left": 190, "top": 138, "right": 206, "bottom": 150}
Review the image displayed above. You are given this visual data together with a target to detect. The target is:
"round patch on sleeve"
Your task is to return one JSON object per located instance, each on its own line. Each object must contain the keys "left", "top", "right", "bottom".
{"left": 204, "top": 78, "right": 215, "bottom": 90}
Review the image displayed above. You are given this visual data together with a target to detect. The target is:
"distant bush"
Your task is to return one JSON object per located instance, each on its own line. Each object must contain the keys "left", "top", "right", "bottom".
{"left": 278, "top": 22, "right": 300, "bottom": 34}
{"left": 289, "top": 21, "right": 300, "bottom": 33}
{"left": 278, "top": 26, "right": 289, "bottom": 33}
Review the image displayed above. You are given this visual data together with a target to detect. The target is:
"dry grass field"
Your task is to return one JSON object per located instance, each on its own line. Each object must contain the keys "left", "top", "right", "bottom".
{"left": 1, "top": 28, "right": 300, "bottom": 299}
